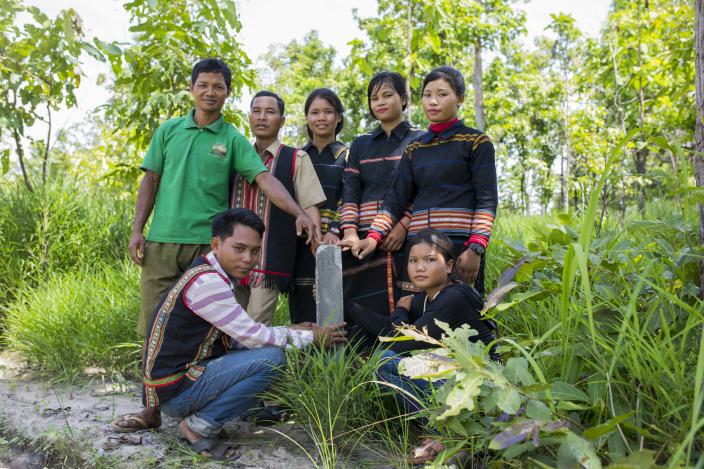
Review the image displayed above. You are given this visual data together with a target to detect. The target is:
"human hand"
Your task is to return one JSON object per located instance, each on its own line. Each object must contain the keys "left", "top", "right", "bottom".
{"left": 396, "top": 294, "right": 413, "bottom": 310}
{"left": 290, "top": 321, "right": 317, "bottom": 330}
{"left": 296, "top": 211, "right": 321, "bottom": 246}
{"left": 322, "top": 231, "right": 340, "bottom": 245}
{"left": 311, "top": 322, "right": 348, "bottom": 347}
{"left": 380, "top": 222, "right": 406, "bottom": 252}
{"left": 457, "top": 249, "right": 481, "bottom": 283}
{"left": 349, "top": 238, "right": 378, "bottom": 260}
{"left": 339, "top": 230, "right": 359, "bottom": 252}
{"left": 128, "top": 232, "right": 146, "bottom": 266}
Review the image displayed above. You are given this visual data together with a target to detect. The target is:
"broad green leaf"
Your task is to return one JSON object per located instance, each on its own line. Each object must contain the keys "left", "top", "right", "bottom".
{"left": 94, "top": 38, "right": 121, "bottom": 56}
{"left": 551, "top": 381, "right": 590, "bottom": 402}
{"left": 557, "top": 431, "right": 602, "bottom": 469}
{"left": 437, "top": 374, "right": 483, "bottom": 420}
{"left": 81, "top": 42, "right": 105, "bottom": 62}
{"left": 607, "top": 449, "right": 659, "bottom": 468}
{"left": 504, "top": 357, "right": 535, "bottom": 385}
{"left": 526, "top": 399, "right": 552, "bottom": 421}
{"left": 496, "top": 387, "right": 522, "bottom": 415}
{"left": 583, "top": 411, "right": 634, "bottom": 440}
{"left": 398, "top": 350, "right": 458, "bottom": 379}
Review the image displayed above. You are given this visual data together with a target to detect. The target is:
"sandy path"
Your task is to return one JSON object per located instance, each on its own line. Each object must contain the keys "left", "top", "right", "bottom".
{"left": 0, "top": 352, "right": 326, "bottom": 468}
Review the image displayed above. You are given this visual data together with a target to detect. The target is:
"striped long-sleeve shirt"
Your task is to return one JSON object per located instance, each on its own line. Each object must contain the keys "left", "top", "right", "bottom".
{"left": 184, "top": 252, "right": 314, "bottom": 349}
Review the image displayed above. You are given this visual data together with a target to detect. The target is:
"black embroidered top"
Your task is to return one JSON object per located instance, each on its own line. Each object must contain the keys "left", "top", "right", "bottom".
{"left": 367, "top": 120, "right": 498, "bottom": 248}
{"left": 340, "top": 121, "right": 424, "bottom": 234}
{"left": 301, "top": 141, "right": 348, "bottom": 235}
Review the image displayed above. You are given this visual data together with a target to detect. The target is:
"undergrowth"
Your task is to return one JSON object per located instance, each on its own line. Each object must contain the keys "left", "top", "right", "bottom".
{"left": 4, "top": 261, "right": 141, "bottom": 381}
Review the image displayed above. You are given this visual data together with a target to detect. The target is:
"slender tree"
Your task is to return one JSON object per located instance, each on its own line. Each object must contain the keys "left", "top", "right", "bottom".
{"left": 696, "top": 0, "right": 704, "bottom": 296}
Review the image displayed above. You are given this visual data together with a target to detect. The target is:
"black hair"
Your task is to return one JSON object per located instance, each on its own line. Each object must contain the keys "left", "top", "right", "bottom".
{"left": 408, "top": 229, "right": 456, "bottom": 263}
{"left": 191, "top": 58, "right": 232, "bottom": 92}
{"left": 304, "top": 88, "right": 344, "bottom": 139}
{"left": 251, "top": 90, "right": 285, "bottom": 116}
{"left": 422, "top": 66, "right": 465, "bottom": 98}
{"left": 211, "top": 208, "right": 265, "bottom": 239}
{"left": 407, "top": 229, "right": 464, "bottom": 283}
{"left": 367, "top": 71, "right": 408, "bottom": 117}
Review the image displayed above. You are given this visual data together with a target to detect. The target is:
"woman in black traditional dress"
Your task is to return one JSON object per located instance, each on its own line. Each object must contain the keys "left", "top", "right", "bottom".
{"left": 289, "top": 88, "right": 348, "bottom": 323}
{"left": 342, "top": 66, "right": 498, "bottom": 295}
{"left": 343, "top": 229, "right": 497, "bottom": 465}
{"left": 339, "top": 72, "right": 424, "bottom": 314}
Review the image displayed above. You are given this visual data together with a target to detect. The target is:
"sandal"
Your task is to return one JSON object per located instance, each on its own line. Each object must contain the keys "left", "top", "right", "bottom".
{"left": 186, "top": 437, "right": 239, "bottom": 460}
{"left": 408, "top": 437, "right": 445, "bottom": 465}
{"left": 110, "top": 413, "right": 160, "bottom": 433}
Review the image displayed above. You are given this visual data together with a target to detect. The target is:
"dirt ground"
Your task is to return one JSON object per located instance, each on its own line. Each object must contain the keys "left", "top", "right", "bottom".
{"left": 0, "top": 352, "right": 393, "bottom": 469}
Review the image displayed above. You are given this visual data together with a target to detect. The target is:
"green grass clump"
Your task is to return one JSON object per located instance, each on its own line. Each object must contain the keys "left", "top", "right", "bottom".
{"left": 4, "top": 261, "right": 141, "bottom": 380}
{"left": 267, "top": 345, "right": 412, "bottom": 468}
{"left": 0, "top": 181, "right": 132, "bottom": 309}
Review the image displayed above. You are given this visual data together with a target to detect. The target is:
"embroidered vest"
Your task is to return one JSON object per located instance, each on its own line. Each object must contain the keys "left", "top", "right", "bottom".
{"left": 142, "top": 256, "right": 231, "bottom": 407}
{"left": 231, "top": 145, "right": 298, "bottom": 291}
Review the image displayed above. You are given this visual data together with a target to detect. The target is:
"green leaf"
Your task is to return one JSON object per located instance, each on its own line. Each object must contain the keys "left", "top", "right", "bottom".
{"left": 526, "top": 399, "right": 551, "bottom": 421}
{"left": 504, "top": 357, "right": 535, "bottom": 385}
{"left": 496, "top": 387, "right": 522, "bottom": 415}
{"left": 607, "top": 449, "right": 659, "bottom": 468}
{"left": 81, "top": 42, "right": 105, "bottom": 62}
{"left": 95, "top": 38, "right": 121, "bottom": 56}
{"left": 1, "top": 149, "right": 9, "bottom": 174}
{"left": 397, "top": 350, "right": 458, "bottom": 379}
{"left": 551, "top": 381, "right": 590, "bottom": 402}
{"left": 437, "top": 374, "right": 483, "bottom": 420}
{"left": 557, "top": 431, "right": 602, "bottom": 469}
{"left": 583, "top": 411, "right": 634, "bottom": 440}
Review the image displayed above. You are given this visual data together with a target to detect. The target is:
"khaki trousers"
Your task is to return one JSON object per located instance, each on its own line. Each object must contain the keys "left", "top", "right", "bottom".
{"left": 246, "top": 286, "right": 280, "bottom": 326}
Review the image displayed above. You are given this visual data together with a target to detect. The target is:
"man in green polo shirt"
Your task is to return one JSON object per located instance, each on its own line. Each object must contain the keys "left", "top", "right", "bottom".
{"left": 114, "top": 58, "right": 318, "bottom": 432}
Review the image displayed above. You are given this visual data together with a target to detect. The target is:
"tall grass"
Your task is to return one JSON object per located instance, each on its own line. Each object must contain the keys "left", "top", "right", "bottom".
{"left": 482, "top": 145, "right": 704, "bottom": 464}
{"left": 266, "top": 345, "right": 413, "bottom": 468}
{"left": 0, "top": 181, "right": 132, "bottom": 309}
{"left": 4, "top": 261, "right": 141, "bottom": 381}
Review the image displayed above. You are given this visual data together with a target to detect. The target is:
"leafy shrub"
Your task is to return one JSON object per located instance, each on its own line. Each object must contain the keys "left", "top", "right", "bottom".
{"left": 0, "top": 181, "right": 132, "bottom": 309}
{"left": 4, "top": 261, "right": 141, "bottom": 380}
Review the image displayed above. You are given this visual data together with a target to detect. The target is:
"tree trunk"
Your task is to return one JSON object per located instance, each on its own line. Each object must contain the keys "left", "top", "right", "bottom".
{"left": 42, "top": 101, "right": 52, "bottom": 185}
{"left": 695, "top": 0, "right": 704, "bottom": 298}
{"left": 405, "top": 0, "right": 413, "bottom": 121}
{"left": 635, "top": 0, "right": 648, "bottom": 212}
{"left": 12, "top": 126, "right": 32, "bottom": 192}
{"left": 473, "top": 38, "right": 485, "bottom": 131}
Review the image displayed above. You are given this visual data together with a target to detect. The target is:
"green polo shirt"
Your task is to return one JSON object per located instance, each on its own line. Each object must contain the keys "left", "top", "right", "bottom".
{"left": 141, "top": 110, "right": 267, "bottom": 244}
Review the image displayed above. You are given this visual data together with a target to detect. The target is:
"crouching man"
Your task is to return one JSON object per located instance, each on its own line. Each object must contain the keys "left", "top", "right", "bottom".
{"left": 142, "top": 208, "right": 345, "bottom": 459}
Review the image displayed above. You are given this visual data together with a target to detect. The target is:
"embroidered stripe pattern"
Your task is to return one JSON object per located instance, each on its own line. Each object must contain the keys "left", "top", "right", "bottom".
{"left": 339, "top": 202, "right": 359, "bottom": 231}
{"left": 143, "top": 264, "right": 215, "bottom": 406}
{"left": 405, "top": 133, "right": 490, "bottom": 158}
{"left": 319, "top": 208, "right": 338, "bottom": 234}
{"left": 359, "top": 155, "right": 402, "bottom": 165}
{"left": 232, "top": 153, "right": 276, "bottom": 287}
{"left": 467, "top": 209, "right": 496, "bottom": 248}
{"left": 408, "top": 208, "right": 475, "bottom": 237}
{"left": 367, "top": 209, "right": 395, "bottom": 241}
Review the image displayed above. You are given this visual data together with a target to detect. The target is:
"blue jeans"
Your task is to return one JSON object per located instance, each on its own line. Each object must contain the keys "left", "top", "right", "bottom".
{"left": 376, "top": 350, "right": 441, "bottom": 415}
{"left": 161, "top": 347, "right": 286, "bottom": 437}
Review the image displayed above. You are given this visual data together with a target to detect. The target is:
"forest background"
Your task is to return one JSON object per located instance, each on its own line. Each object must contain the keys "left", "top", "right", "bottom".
{"left": 1, "top": 0, "right": 703, "bottom": 467}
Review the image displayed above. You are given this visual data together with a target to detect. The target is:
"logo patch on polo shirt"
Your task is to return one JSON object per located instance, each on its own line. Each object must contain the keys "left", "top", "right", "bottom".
{"left": 211, "top": 143, "right": 227, "bottom": 158}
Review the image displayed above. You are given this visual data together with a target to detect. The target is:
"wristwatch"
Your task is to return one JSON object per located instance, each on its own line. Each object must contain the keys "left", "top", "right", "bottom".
{"left": 467, "top": 242, "right": 486, "bottom": 256}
